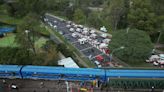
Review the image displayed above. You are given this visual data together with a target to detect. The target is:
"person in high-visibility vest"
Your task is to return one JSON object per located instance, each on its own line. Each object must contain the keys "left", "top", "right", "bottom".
{"left": 92, "top": 80, "right": 96, "bottom": 86}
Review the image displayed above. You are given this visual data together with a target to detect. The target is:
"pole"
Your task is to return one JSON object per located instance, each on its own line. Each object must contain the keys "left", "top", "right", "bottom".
{"left": 156, "top": 31, "right": 162, "bottom": 45}
{"left": 154, "top": 31, "right": 162, "bottom": 52}
{"left": 110, "top": 46, "right": 124, "bottom": 62}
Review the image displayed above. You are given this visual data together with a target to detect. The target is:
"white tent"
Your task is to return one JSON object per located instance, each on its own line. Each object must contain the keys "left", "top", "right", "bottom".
{"left": 100, "top": 26, "right": 107, "bottom": 32}
{"left": 58, "top": 57, "right": 79, "bottom": 68}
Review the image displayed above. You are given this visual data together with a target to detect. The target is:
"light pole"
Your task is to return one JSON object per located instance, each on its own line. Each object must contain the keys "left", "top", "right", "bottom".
{"left": 110, "top": 46, "right": 125, "bottom": 62}
{"left": 152, "top": 31, "right": 162, "bottom": 54}
{"left": 156, "top": 31, "right": 162, "bottom": 45}
{"left": 25, "top": 30, "right": 36, "bottom": 55}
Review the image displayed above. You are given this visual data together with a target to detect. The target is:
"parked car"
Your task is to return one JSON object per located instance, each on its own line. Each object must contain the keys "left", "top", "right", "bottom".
{"left": 10, "top": 83, "right": 18, "bottom": 89}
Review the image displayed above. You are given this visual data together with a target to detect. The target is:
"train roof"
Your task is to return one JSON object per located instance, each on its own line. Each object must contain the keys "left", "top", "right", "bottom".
{"left": 21, "top": 66, "right": 105, "bottom": 76}
{"left": 0, "top": 65, "right": 22, "bottom": 72}
{"left": 106, "top": 69, "right": 164, "bottom": 78}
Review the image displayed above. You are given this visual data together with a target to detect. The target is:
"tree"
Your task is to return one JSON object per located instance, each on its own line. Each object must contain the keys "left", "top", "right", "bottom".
{"left": 0, "top": 0, "right": 4, "bottom": 5}
{"left": 15, "top": 13, "right": 39, "bottom": 55}
{"left": 57, "top": 43, "right": 73, "bottom": 57}
{"left": 87, "top": 12, "right": 102, "bottom": 29}
{"left": 73, "top": 8, "right": 86, "bottom": 24}
{"left": 0, "top": 47, "right": 33, "bottom": 65}
{"left": 127, "top": 0, "right": 158, "bottom": 33}
{"left": 102, "top": 0, "right": 125, "bottom": 31}
{"left": 109, "top": 29, "right": 153, "bottom": 65}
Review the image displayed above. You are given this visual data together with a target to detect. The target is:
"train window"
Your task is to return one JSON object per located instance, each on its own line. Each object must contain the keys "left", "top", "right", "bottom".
{"left": 0, "top": 72, "right": 16, "bottom": 76}
{"left": 63, "top": 74, "right": 94, "bottom": 79}
{"left": 32, "top": 73, "right": 61, "bottom": 77}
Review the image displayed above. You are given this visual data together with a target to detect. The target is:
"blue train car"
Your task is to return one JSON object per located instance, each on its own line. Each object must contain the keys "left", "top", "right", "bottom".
{"left": 21, "top": 66, "right": 105, "bottom": 81}
{"left": 0, "top": 65, "right": 22, "bottom": 79}
{"left": 106, "top": 69, "right": 164, "bottom": 79}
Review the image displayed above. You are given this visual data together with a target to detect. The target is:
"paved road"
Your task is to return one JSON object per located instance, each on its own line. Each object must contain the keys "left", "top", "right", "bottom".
{"left": 43, "top": 13, "right": 124, "bottom": 68}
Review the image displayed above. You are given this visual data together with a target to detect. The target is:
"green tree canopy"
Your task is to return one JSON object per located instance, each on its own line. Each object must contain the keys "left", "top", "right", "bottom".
{"left": 102, "top": 0, "right": 125, "bottom": 31}
{"left": 73, "top": 8, "right": 86, "bottom": 24}
{"left": 128, "top": 0, "right": 158, "bottom": 33}
{"left": 87, "top": 12, "right": 102, "bottom": 29}
{"left": 109, "top": 29, "right": 153, "bottom": 65}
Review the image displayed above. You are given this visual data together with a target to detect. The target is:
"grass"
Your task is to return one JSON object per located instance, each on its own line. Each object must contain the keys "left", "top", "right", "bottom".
{"left": 49, "top": 11, "right": 68, "bottom": 20}
{"left": 0, "top": 33, "right": 48, "bottom": 48}
{"left": 0, "top": 33, "right": 18, "bottom": 47}
{"left": 35, "top": 37, "right": 48, "bottom": 48}
{"left": 38, "top": 23, "right": 50, "bottom": 36}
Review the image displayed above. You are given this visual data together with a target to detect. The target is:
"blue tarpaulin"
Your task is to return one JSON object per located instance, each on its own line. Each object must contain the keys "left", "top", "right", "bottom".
{"left": 0, "top": 27, "right": 15, "bottom": 35}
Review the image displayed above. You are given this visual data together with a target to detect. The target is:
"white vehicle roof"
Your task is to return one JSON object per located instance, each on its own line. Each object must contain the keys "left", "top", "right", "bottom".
{"left": 72, "top": 33, "right": 77, "bottom": 37}
{"left": 11, "top": 85, "right": 17, "bottom": 89}
{"left": 78, "top": 25, "right": 83, "bottom": 28}
{"left": 73, "top": 24, "right": 78, "bottom": 28}
{"left": 67, "top": 21, "right": 72, "bottom": 24}
{"left": 90, "top": 30, "right": 95, "bottom": 34}
{"left": 160, "top": 54, "right": 164, "bottom": 59}
{"left": 103, "top": 39, "right": 111, "bottom": 43}
{"left": 54, "top": 25, "right": 57, "bottom": 28}
{"left": 99, "top": 43, "right": 108, "bottom": 48}
{"left": 90, "top": 33, "right": 97, "bottom": 37}
{"left": 69, "top": 28, "right": 74, "bottom": 32}
{"left": 150, "top": 55, "right": 160, "bottom": 60}
{"left": 153, "top": 61, "right": 159, "bottom": 66}
{"left": 76, "top": 28, "right": 81, "bottom": 32}
{"left": 94, "top": 61, "right": 100, "bottom": 65}
{"left": 82, "top": 30, "right": 88, "bottom": 34}
{"left": 81, "top": 38, "right": 87, "bottom": 41}
{"left": 101, "top": 34, "right": 107, "bottom": 38}
{"left": 54, "top": 20, "right": 57, "bottom": 23}
{"left": 66, "top": 24, "right": 71, "bottom": 28}
{"left": 83, "top": 28, "right": 88, "bottom": 31}
{"left": 98, "top": 64, "right": 102, "bottom": 68}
